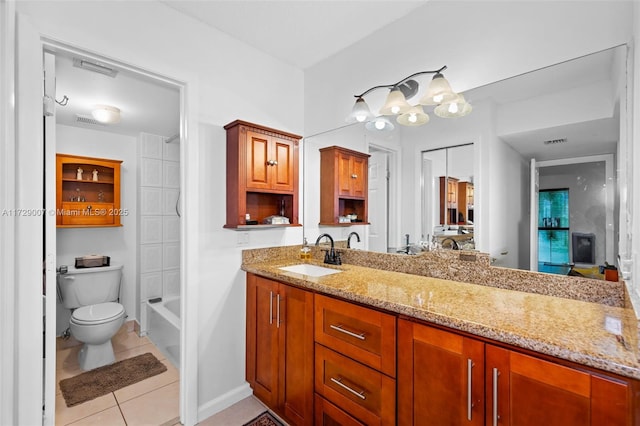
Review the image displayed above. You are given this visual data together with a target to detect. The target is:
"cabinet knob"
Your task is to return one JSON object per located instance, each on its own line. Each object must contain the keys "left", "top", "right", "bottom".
{"left": 267, "top": 160, "right": 278, "bottom": 166}
{"left": 351, "top": 174, "right": 358, "bottom": 179}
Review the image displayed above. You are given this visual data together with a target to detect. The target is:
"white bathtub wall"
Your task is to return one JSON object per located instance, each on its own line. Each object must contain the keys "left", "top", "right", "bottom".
{"left": 138, "top": 132, "right": 181, "bottom": 314}
{"left": 56, "top": 124, "right": 138, "bottom": 335}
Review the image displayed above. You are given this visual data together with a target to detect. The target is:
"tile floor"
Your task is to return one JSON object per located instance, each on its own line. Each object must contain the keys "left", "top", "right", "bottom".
{"left": 55, "top": 322, "right": 277, "bottom": 425}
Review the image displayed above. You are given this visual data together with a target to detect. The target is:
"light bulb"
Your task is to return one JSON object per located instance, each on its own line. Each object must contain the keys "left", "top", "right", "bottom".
{"left": 448, "top": 103, "right": 459, "bottom": 113}
{"left": 356, "top": 114, "right": 367, "bottom": 122}
{"left": 391, "top": 105, "right": 400, "bottom": 114}
{"left": 408, "top": 113, "right": 417, "bottom": 123}
{"left": 433, "top": 94, "right": 443, "bottom": 103}
{"left": 375, "top": 120, "right": 385, "bottom": 130}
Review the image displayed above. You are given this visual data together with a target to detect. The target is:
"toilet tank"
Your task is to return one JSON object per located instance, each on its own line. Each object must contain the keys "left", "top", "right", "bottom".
{"left": 57, "top": 264, "right": 123, "bottom": 309}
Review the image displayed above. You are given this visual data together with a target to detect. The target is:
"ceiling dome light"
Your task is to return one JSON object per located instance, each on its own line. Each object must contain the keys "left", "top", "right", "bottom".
{"left": 419, "top": 73, "right": 457, "bottom": 106}
{"left": 365, "top": 116, "right": 394, "bottom": 132}
{"left": 434, "top": 94, "right": 472, "bottom": 118}
{"left": 346, "top": 97, "right": 375, "bottom": 123}
{"left": 379, "top": 88, "right": 412, "bottom": 115}
{"left": 91, "top": 105, "right": 121, "bottom": 124}
{"left": 397, "top": 105, "right": 430, "bottom": 126}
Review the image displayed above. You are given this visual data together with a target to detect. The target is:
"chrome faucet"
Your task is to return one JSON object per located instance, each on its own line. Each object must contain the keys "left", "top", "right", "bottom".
{"left": 441, "top": 237, "right": 460, "bottom": 250}
{"left": 347, "top": 232, "right": 361, "bottom": 249}
{"left": 315, "top": 233, "right": 341, "bottom": 265}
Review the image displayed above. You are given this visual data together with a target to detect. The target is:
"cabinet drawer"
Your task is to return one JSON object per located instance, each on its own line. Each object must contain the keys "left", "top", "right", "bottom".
{"left": 315, "top": 394, "right": 366, "bottom": 426}
{"left": 315, "top": 344, "right": 395, "bottom": 426}
{"left": 59, "top": 202, "right": 115, "bottom": 225}
{"left": 315, "top": 294, "right": 396, "bottom": 377}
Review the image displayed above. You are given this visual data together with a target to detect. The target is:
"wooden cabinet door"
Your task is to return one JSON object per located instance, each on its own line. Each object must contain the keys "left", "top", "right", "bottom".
{"left": 350, "top": 155, "right": 367, "bottom": 198}
{"left": 246, "top": 274, "right": 313, "bottom": 426}
{"left": 280, "top": 284, "right": 314, "bottom": 425}
{"left": 245, "top": 130, "right": 271, "bottom": 190}
{"left": 337, "top": 152, "right": 354, "bottom": 197}
{"left": 485, "top": 345, "right": 629, "bottom": 426}
{"left": 246, "top": 274, "right": 280, "bottom": 407}
{"left": 398, "top": 319, "right": 484, "bottom": 426}
{"left": 336, "top": 153, "right": 367, "bottom": 198}
{"left": 245, "top": 132, "right": 295, "bottom": 192}
{"left": 271, "top": 137, "right": 295, "bottom": 192}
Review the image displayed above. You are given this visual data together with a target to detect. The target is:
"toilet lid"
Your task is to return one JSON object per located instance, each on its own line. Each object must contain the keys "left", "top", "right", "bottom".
{"left": 72, "top": 302, "right": 124, "bottom": 324}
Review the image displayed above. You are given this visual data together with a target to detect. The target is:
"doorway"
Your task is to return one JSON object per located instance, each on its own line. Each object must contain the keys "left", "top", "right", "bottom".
{"left": 530, "top": 154, "right": 615, "bottom": 274}
{"left": 41, "top": 40, "right": 188, "bottom": 425}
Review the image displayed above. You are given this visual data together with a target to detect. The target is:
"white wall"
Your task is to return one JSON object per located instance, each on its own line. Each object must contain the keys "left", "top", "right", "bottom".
{"left": 15, "top": 1, "right": 304, "bottom": 422}
{"left": 56, "top": 124, "right": 138, "bottom": 334}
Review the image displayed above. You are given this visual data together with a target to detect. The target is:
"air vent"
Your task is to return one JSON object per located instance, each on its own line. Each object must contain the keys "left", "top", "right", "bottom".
{"left": 73, "top": 58, "right": 118, "bottom": 78}
{"left": 75, "top": 114, "right": 105, "bottom": 126}
{"left": 543, "top": 138, "right": 567, "bottom": 145}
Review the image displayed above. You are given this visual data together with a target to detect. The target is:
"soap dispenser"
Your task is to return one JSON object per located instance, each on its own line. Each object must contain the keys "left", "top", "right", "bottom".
{"left": 300, "top": 238, "right": 311, "bottom": 261}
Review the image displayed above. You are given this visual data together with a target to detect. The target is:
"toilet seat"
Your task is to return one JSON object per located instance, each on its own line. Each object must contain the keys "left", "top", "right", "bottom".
{"left": 72, "top": 302, "right": 124, "bottom": 325}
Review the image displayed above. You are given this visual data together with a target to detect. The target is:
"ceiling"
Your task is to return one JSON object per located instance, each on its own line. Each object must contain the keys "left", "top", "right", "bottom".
{"left": 54, "top": 52, "right": 181, "bottom": 139}
{"left": 161, "top": 0, "right": 427, "bottom": 70}
{"left": 479, "top": 47, "right": 621, "bottom": 161}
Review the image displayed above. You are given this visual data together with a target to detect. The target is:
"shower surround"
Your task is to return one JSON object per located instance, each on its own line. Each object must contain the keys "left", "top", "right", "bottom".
{"left": 137, "top": 132, "right": 181, "bottom": 365}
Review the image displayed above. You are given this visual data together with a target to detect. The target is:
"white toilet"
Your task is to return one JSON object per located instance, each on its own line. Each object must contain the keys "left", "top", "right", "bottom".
{"left": 57, "top": 264, "right": 126, "bottom": 371}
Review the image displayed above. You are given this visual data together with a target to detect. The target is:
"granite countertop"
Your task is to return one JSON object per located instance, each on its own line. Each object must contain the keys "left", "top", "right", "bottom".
{"left": 242, "top": 257, "right": 640, "bottom": 381}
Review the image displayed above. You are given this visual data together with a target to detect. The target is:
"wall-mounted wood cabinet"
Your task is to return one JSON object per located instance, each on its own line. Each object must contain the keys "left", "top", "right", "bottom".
{"left": 319, "top": 146, "right": 370, "bottom": 225}
{"left": 56, "top": 154, "right": 123, "bottom": 227}
{"left": 224, "top": 120, "right": 301, "bottom": 228}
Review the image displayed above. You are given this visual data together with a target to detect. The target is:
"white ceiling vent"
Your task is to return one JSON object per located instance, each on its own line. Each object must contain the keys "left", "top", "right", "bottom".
{"left": 75, "top": 114, "right": 105, "bottom": 126}
{"left": 73, "top": 58, "right": 118, "bottom": 78}
{"left": 543, "top": 138, "right": 567, "bottom": 145}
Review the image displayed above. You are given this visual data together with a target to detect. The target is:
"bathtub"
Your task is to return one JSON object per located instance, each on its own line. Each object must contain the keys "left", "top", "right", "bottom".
{"left": 146, "top": 296, "right": 180, "bottom": 369}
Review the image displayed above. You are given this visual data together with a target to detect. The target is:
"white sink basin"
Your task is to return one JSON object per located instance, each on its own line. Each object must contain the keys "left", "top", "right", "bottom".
{"left": 279, "top": 264, "right": 342, "bottom": 277}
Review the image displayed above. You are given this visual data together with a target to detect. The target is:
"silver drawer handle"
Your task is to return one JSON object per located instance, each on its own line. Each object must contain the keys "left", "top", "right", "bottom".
{"left": 330, "top": 376, "right": 366, "bottom": 400}
{"left": 467, "top": 359, "right": 473, "bottom": 421}
{"left": 269, "top": 291, "right": 273, "bottom": 325}
{"left": 493, "top": 367, "right": 500, "bottom": 426}
{"left": 330, "top": 324, "right": 366, "bottom": 340}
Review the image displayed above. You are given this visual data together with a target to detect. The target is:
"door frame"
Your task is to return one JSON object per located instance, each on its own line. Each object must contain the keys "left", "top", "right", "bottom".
{"left": 368, "top": 143, "right": 398, "bottom": 252}
{"left": 530, "top": 154, "right": 615, "bottom": 271}
{"left": 19, "top": 30, "right": 198, "bottom": 424}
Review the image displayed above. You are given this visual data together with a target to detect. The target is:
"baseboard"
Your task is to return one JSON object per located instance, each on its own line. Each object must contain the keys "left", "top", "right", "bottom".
{"left": 197, "top": 382, "right": 253, "bottom": 422}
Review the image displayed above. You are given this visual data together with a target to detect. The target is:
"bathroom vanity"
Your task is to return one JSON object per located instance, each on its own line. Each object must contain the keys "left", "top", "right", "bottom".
{"left": 242, "top": 246, "right": 640, "bottom": 425}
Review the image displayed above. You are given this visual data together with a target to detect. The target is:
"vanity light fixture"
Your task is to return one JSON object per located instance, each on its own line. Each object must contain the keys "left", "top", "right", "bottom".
{"left": 397, "top": 105, "right": 430, "bottom": 126}
{"left": 346, "top": 65, "right": 471, "bottom": 129}
{"left": 434, "top": 93, "right": 472, "bottom": 118}
{"left": 91, "top": 105, "right": 121, "bottom": 124}
{"left": 365, "top": 116, "right": 395, "bottom": 132}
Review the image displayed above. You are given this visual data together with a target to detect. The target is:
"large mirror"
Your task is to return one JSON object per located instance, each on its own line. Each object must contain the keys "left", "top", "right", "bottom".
{"left": 303, "top": 45, "right": 627, "bottom": 280}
